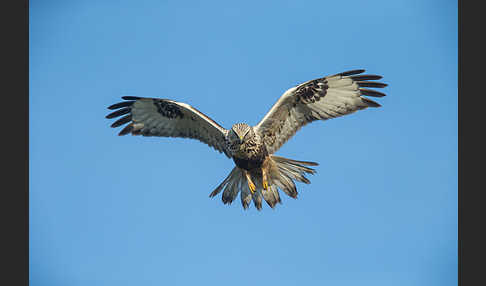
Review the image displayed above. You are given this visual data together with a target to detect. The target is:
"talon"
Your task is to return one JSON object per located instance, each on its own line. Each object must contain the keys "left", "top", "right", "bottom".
{"left": 244, "top": 170, "right": 256, "bottom": 194}
{"left": 263, "top": 180, "right": 269, "bottom": 191}
{"left": 262, "top": 167, "right": 269, "bottom": 191}
{"left": 248, "top": 181, "right": 256, "bottom": 193}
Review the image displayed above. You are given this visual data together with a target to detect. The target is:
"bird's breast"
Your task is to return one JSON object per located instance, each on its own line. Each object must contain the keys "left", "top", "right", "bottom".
{"left": 233, "top": 156, "right": 265, "bottom": 171}
{"left": 232, "top": 141, "right": 268, "bottom": 171}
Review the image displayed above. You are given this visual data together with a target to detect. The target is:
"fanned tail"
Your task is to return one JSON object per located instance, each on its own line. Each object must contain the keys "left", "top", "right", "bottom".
{"left": 209, "top": 155, "right": 318, "bottom": 210}
{"left": 270, "top": 155, "right": 318, "bottom": 185}
{"left": 209, "top": 167, "right": 249, "bottom": 207}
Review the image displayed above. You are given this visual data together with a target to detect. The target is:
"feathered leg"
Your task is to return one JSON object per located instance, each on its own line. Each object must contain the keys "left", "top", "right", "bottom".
{"left": 261, "top": 167, "right": 269, "bottom": 190}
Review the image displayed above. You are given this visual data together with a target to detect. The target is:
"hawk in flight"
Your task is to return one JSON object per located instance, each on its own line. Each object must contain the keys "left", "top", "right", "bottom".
{"left": 106, "top": 69, "right": 387, "bottom": 210}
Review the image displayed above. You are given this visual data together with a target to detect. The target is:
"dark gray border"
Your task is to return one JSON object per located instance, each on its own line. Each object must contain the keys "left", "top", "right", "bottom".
{"left": 2, "top": 1, "right": 28, "bottom": 285}
{"left": 459, "top": 1, "right": 484, "bottom": 285}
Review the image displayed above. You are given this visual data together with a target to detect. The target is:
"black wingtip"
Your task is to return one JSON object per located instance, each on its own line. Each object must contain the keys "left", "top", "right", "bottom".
{"left": 351, "top": 74, "right": 383, "bottom": 81}
{"left": 118, "top": 124, "right": 134, "bottom": 136}
{"left": 337, "top": 69, "right": 366, "bottom": 77}
{"left": 360, "top": 88, "right": 387, "bottom": 97}
{"left": 357, "top": 82, "right": 388, "bottom": 88}
{"left": 121, "top": 96, "right": 141, "bottom": 100}
{"left": 110, "top": 114, "right": 132, "bottom": 128}
{"left": 361, "top": 97, "right": 382, "bottom": 107}
{"left": 108, "top": 101, "right": 135, "bottom": 110}
{"left": 106, "top": 108, "right": 131, "bottom": 119}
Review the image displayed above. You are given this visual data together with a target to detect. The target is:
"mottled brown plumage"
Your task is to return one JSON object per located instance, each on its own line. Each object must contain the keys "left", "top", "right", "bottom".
{"left": 106, "top": 69, "right": 387, "bottom": 210}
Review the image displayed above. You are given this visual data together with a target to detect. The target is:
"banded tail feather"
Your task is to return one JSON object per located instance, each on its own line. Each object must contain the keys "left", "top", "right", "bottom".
{"left": 209, "top": 155, "right": 318, "bottom": 210}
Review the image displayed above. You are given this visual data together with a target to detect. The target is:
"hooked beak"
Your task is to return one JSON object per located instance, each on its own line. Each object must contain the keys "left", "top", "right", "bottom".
{"left": 238, "top": 135, "right": 244, "bottom": 143}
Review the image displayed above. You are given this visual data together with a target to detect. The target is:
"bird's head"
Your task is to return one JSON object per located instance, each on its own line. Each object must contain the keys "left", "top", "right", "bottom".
{"left": 229, "top": 123, "right": 253, "bottom": 145}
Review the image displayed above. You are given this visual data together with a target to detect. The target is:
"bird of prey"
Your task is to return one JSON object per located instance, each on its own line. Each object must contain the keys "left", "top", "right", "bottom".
{"left": 106, "top": 69, "right": 387, "bottom": 210}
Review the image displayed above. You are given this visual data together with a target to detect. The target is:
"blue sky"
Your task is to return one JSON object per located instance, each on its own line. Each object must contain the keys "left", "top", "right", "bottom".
{"left": 30, "top": 1, "right": 457, "bottom": 285}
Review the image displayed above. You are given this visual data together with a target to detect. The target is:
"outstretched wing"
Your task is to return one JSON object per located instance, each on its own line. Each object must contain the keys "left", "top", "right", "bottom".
{"left": 106, "top": 96, "right": 231, "bottom": 158}
{"left": 254, "top": 69, "right": 387, "bottom": 154}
